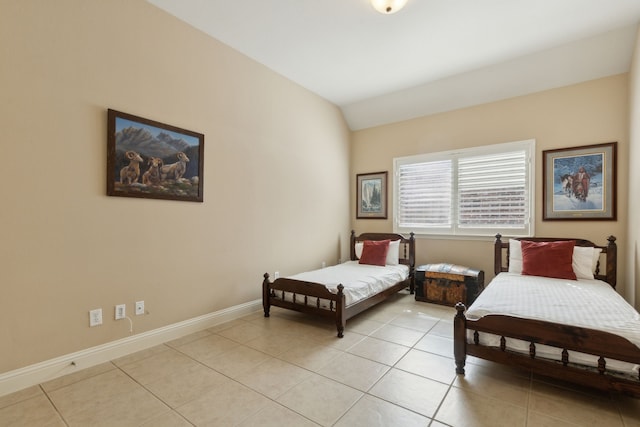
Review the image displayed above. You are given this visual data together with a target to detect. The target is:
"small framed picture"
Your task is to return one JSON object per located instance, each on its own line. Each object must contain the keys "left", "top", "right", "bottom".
{"left": 542, "top": 142, "right": 616, "bottom": 220}
{"left": 356, "top": 171, "right": 387, "bottom": 219}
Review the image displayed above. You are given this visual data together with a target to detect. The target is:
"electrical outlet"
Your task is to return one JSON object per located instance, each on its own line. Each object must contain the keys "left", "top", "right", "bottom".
{"left": 274, "top": 271, "right": 280, "bottom": 279}
{"left": 322, "top": 261, "right": 326, "bottom": 268}
{"left": 89, "top": 308, "right": 102, "bottom": 327}
{"left": 135, "top": 301, "right": 144, "bottom": 315}
{"left": 115, "top": 304, "right": 126, "bottom": 320}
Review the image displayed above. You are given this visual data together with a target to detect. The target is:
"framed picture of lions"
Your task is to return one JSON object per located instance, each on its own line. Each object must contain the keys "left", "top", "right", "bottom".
{"left": 107, "top": 109, "right": 204, "bottom": 202}
{"left": 542, "top": 142, "right": 616, "bottom": 220}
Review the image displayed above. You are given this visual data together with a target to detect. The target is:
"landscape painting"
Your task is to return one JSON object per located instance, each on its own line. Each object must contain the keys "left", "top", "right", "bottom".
{"left": 543, "top": 142, "right": 616, "bottom": 220}
{"left": 357, "top": 171, "right": 387, "bottom": 219}
{"left": 107, "top": 109, "right": 204, "bottom": 202}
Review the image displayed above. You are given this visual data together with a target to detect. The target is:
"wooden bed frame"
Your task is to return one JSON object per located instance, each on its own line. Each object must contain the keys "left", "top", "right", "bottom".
{"left": 262, "top": 230, "right": 415, "bottom": 337}
{"left": 454, "top": 234, "right": 640, "bottom": 397}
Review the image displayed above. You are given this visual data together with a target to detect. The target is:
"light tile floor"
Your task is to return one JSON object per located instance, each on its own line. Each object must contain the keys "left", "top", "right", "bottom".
{"left": 1, "top": 291, "right": 639, "bottom": 426}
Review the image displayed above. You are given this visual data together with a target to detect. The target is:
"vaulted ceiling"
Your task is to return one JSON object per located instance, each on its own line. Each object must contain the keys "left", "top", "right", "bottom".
{"left": 147, "top": 0, "right": 640, "bottom": 130}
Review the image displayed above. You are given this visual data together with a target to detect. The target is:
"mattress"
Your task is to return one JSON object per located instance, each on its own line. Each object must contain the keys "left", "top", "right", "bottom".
{"left": 285, "top": 261, "right": 409, "bottom": 306}
{"left": 466, "top": 272, "right": 640, "bottom": 376}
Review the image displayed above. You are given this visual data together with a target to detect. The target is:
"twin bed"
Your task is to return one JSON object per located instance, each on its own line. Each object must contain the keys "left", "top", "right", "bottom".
{"left": 262, "top": 231, "right": 415, "bottom": 338}
{"left": 454, "top": 234, "right": 640, "bottom": 397}
{"left": 262, "top": 230, "right": 640, "bottom": 396}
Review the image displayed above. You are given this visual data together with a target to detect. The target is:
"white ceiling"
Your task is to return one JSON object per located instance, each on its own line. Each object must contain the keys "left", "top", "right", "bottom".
{"left": 147, "top": 0, "right": 640, "bottom": 130}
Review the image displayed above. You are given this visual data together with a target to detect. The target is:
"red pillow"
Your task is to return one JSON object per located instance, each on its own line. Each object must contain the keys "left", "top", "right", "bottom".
{"left": 521, "top": 240, "right": 576, "bottom": 280}
{"left": 358, "top": 240, "right": 390, "bottom": 266}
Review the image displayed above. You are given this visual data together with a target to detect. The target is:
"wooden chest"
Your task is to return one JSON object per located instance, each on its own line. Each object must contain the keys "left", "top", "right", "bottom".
{"left": 415, "top": 263, "right": 484, "bottom": 307}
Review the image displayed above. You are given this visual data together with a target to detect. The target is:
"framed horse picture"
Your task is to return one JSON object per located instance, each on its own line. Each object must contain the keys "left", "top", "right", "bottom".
{"left": 542, "top": 142, "right": 616, "bottom": 220}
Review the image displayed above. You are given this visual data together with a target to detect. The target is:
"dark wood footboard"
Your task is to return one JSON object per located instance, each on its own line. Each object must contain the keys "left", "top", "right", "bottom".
{"left": 263, "top": 273, "right": 347, "bottom": 337}
{"left": 454, "top": 303, "right": 640, "bottom": 397}
{"left": 262, "top": 273, "right": 412, "bottom": 338}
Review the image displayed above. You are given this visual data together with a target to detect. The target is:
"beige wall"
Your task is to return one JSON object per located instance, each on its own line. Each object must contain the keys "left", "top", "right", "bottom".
{"left": 628, "top": 28, "right": 640, "bottom": 308}
{"left": 352, "top": 75, "right": 630, "bottom": 301}
{"left": 0, "top": 0, "right": 351, "bottom": 374}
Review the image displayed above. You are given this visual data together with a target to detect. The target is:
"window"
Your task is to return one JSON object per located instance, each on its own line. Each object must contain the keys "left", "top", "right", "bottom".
{"left": 394, "top": 139, "right": 535, "bottom": 237}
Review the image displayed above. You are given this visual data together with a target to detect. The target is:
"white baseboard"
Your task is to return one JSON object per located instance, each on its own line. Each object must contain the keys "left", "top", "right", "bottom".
{"left": 0, "top": 299, "right": 262, "bottom": 397}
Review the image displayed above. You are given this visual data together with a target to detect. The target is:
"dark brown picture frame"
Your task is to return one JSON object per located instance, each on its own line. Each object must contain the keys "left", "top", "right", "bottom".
{"left": 542, "top": 142, "right": 616, "bottom": 220}
{"left": 356, "top": 171, "right": 388, "bottom": 219}
{"left": 107, "top": 109, "right": 204, "bottom": 202}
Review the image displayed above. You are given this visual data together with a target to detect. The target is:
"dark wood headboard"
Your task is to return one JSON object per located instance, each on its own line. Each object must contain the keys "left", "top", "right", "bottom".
{"left": 494, "top": 234, "right": 617, "bottom": 288}
{"left": 349, "top": 230, "right": 415, "bottom": 270}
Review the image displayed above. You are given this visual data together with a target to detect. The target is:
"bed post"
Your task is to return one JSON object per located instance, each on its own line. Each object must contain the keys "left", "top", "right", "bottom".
{"left": 336, "top": 284, "right": 346, "bottom": 338}
{"left": 262, "top": 273, "right": 271, "bottom": 318}
{"left": 454, "top": 302, "right": 467, "bottom": 374}
{"left": 606, "top": 235, "right": 617, "bottom": 289}
{"left": 494, "top": 233, "right": 503, "bottom": 275}
{"left": 350, "top": 230, "right": 356, "bottom": 261}
{"left": 409, "top": 232, "right": 416, "bottom": 294}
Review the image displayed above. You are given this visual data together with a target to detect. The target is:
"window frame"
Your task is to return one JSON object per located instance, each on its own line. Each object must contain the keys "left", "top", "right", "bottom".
{"left": 393, "top": 139, "right": 535, "bottom": 238}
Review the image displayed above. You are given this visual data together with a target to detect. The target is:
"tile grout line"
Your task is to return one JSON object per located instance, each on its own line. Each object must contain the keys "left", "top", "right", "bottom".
{"left": 523, "top": 372, "right": 532, "bottom": 427}
{"left": 111, "top": 361, "right": 196, "bottom": 426}
{"left": 39, "top": 384, "right": 70, "bottom": 427}
{"left": 166, "top": 333, "right": 326, "bottom": 425}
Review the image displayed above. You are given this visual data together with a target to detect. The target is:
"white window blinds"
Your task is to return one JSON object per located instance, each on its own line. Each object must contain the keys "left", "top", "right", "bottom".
{"left": 458, "top": 150, "right": 527, "bottom": 228}
{"left": 394, "top": 140, "right": 534, "bottom": 237}
{"left": 397, "top": 160, "right": 452, "bottom": 229}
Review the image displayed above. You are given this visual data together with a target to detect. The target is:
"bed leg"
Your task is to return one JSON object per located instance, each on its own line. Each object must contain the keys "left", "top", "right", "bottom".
{"left": 454, "top": 302, "right": 467, "bottom": 375}
{"left": 262, "top": 273, "right": 271, "bottom": 318}
{"left": 336, "top": 284, "right": 345, "bottom": 338}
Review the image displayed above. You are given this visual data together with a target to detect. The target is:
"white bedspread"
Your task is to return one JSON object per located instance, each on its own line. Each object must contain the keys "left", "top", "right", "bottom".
{"left": 467, "top": 272, "right": 640, "bottom": 375}
{"left": 287, "top": 261, "right": 409, "bottom": 306}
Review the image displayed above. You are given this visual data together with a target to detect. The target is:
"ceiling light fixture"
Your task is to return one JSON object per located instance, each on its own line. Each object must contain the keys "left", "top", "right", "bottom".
{"left": 371, "top": 0, "right": 408, "bottom": 14}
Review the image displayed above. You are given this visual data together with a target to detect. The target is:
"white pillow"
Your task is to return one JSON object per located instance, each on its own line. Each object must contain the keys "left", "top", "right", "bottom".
{"left": 386, "top": 240, "right": 400, "bottom": 265}
{"left": 592, "top": 248, "right": 603, "bottom": 270}
{"left": 355, "top": 242, "right": 363, "bottom": 259}
{"left": 509, "top": 239, "right": 602, "bottom": 279}
{"left": 508, "top": 239, "right": 523, "bottom": 274}
{"left": 354, "top": 240, "right": 400, "bottom": 265}
{"left": 572, "top": 246, "right": 595, "bottom": 279}
{"left": 572, "top": 246, "right": 602, "bottom": 280}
